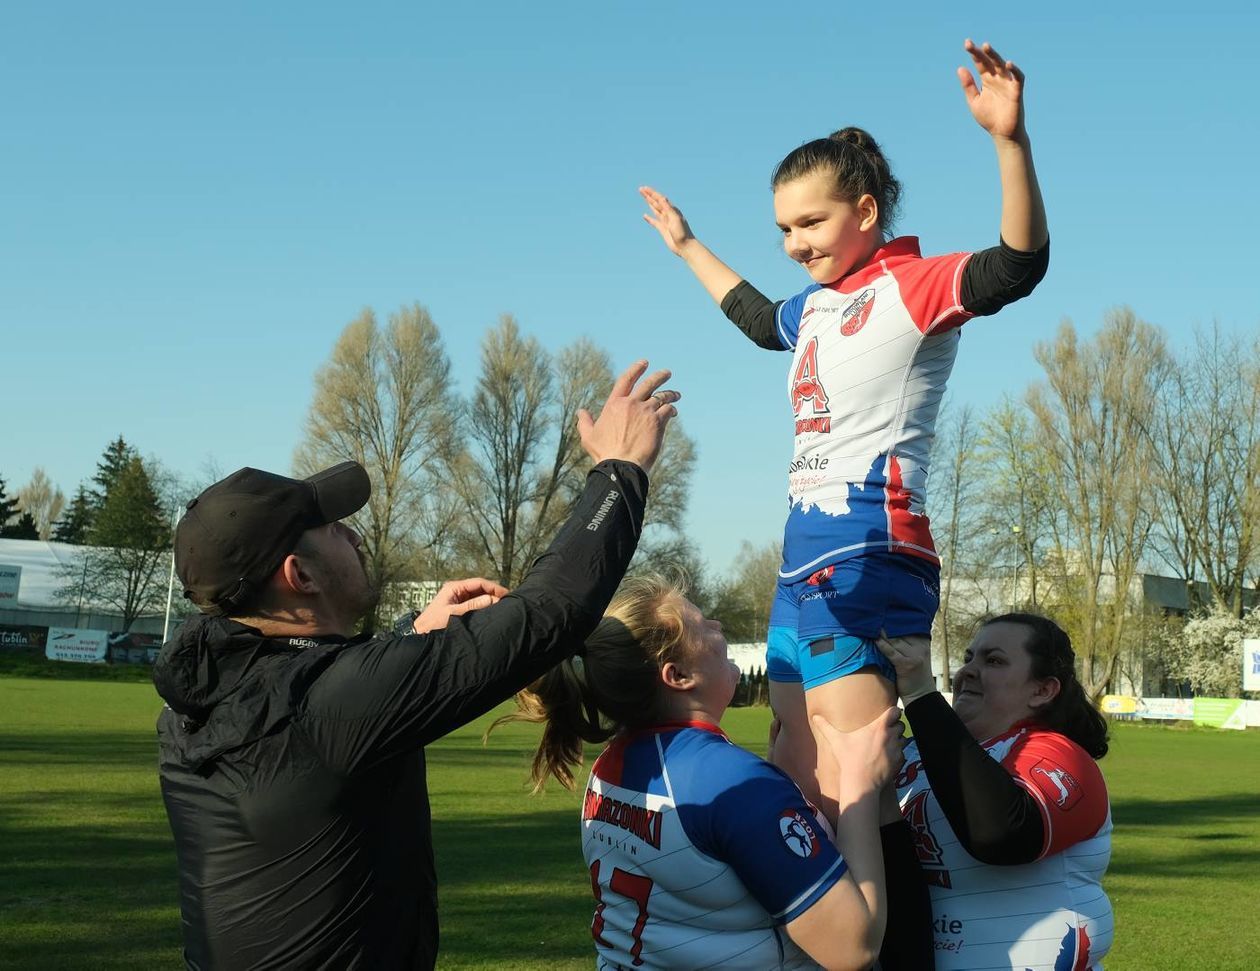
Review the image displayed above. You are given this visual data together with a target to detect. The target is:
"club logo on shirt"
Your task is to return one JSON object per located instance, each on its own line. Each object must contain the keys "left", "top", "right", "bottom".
{"left": 1030, "top": 759, "right": 1083, "bottom": 810}
{"left": 840, "top": 289, "right": 875, "bottom": 336}
{"left": 778, "top": 810, "right": 821, "bottom": 858}
{"left": 791, "top": 338, "right": 831, "bottom": 435}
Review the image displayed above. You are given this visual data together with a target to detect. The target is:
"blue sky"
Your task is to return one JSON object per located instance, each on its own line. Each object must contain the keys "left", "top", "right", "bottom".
{"left": 3, "top": 2, "right": 1257, "bottom": 572}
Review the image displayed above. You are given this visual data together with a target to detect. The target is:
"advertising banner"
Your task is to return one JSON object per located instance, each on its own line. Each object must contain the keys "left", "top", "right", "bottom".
{"left": 0, "top": 624, "right": 48, "bottom": 651}
{"left": 1192, "top": 697, "right": 1246, "bottom": 731}
{"left": 1136, "top": 698, "right": 1194, "bottom": 721}
{"left": 0, "top": 564, "right": 21, "bottom": 604}
{"left": 1100, "top": 695, "right": 1138, "bottom": 715}
{"left": 107, "top": 631, "right": 163, "bottom": 665}
{"left": 45, "top": 627, "right": 109, "bottom": 663}
{"left": 1243, "top": 639, "right": 1260, "bottom": 693}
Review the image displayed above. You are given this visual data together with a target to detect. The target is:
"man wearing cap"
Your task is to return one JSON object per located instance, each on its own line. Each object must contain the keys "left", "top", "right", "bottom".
{"left": 153, "top": 362, "right": 679, "bottom": 970}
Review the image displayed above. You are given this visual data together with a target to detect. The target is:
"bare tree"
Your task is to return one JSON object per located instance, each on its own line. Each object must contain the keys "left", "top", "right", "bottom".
{"left": 447, "top": 317, "right": 698, "bottom": 587}
{"left": 1148, "top": 325, "right": 1260, "bottom": 616}
{"left": 294, "top": 304, "right": 455, "bottom": 629}
{"left": 16, "top": 468, "right": 66, "bottom": 540}
{"left": 1026, "top": 309, "right": 1173, "bottom": 696}
{"left": 706, "top": 539, "right": 781, "bottom": 642}
{"left": 928, "top": 400, "right": 982, "bottom": 683}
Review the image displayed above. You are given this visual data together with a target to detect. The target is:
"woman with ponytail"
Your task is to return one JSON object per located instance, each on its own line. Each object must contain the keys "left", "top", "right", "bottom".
{"left": 866, "top": 616, "right": 1114, "bottom": 969}
{"left": 639, "top": 38, "right": 1049, "bottom": 967}
{"left": 499, "top": 575, "right": 904, "bottom": 970}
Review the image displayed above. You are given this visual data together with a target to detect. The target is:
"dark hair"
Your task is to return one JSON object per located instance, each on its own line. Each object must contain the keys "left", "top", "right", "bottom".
{"left": 771, "top": 126, "right": 902, "bottom": 232}
{"left": 981, "top": 613, "right": 1110, "bottom": 759}
{"left": 488, "top": 576, "right": 693, "bottom": 791}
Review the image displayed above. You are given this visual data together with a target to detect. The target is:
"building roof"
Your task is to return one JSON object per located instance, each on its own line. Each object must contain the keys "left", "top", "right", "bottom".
{"left": 0, "top": 538, "right": 92, "bottom": 609}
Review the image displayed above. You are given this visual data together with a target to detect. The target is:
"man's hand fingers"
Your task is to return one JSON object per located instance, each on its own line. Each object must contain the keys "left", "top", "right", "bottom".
{"left": 632, "top": 368, "right": 673, "bottom": 401}
{"left": 448, "top": 594, "right": 500, "bottom": 616}
{"left": 610, "top": 360, "right": 649, "bottom": 399}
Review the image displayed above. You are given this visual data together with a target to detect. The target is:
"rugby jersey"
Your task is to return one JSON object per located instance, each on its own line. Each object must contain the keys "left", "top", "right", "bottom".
{"left": 774, "top": 237, "right": 972, "bottom": 579}
{"left": 897, "top": 725, "right": 1114, "bottom": 970}
{"left": 581, "top": 722, "right": 843, "bottom": 970}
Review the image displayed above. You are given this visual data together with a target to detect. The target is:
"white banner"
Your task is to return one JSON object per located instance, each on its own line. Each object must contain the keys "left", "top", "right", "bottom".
{"left": 1135, "top": 697, "right": 1195, "bottom": 721}
{"left": 0, "top": 564, "right": 20, "bottom": 604}
{"left": 45, "top": 627, "right": 109, "bottom": 663}
{"left": 1243, "top": 639, "right": 1260, "bottom": 693}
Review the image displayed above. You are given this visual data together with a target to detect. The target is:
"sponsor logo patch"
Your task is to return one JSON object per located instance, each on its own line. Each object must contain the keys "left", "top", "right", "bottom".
{"left": 779, "top": 810, "right": 821, "bottom": 858}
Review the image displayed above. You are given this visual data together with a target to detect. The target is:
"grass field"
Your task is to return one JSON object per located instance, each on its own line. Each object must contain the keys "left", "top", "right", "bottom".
{"left": 1, "top": 673, "right": 1257, "bottom": 970}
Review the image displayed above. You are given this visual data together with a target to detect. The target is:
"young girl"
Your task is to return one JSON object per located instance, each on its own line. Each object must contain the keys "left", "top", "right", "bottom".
{"left": 497, "top": 575, "right": 904, "bottom": 970}
{"left": 639, "top": 37, "right": 1047, "bottom": 847}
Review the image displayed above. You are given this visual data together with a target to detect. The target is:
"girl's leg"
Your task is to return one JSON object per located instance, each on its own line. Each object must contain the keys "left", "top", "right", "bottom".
{"left": 767, "top": 678, "right": 824, "bottom": 811}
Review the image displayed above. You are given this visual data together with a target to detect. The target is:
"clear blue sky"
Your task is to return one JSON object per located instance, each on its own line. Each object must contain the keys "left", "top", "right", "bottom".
{"left": 4, "top": 2, "right": 1257, "bottom": 571}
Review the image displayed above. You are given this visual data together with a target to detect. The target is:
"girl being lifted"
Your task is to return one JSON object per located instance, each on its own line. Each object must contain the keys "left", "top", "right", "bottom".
{"left": 640, "top": 39, "right": 1048, "bottom": 966}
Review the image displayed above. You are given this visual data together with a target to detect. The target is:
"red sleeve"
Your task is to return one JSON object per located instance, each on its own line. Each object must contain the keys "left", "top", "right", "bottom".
{"left": 889, "top": 252, "right": 974, "bottom": 334}
{"left": 1001, "top": 730, "right": 1109, "bottom": 859}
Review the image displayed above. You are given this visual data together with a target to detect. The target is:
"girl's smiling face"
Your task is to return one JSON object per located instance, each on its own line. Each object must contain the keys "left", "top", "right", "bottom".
{"left": 773, "top": 170, "right": 881, "bottom": 285}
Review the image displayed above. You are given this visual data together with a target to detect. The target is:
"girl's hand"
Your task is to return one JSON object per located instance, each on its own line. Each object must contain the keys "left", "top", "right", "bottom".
{"left": 811, "top": 706, "right": 906, "bottom": 800}
{"left": 875, "top": 632, "right": 937, "bottom": 704}
{"left": 958, "top": 39, "right": 1027, "bottom": 143}
{"left": 639, "top": 186, "right": 696, "bottom": 256}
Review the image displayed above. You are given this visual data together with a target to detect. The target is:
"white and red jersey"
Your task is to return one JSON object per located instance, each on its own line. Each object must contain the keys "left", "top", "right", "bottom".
{"left": 897, "top": 725, "right": 1114, "bottom": 971}
{"left": 775, "top": 237, "right": 972, "bottom": 579}
{"left": 581, "top": 721, "right": 845, "bottom": 970}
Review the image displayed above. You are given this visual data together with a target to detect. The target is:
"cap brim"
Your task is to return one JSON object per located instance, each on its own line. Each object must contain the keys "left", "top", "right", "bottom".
{"left": 305, "top": 462, "right": 371, "bottom": 524}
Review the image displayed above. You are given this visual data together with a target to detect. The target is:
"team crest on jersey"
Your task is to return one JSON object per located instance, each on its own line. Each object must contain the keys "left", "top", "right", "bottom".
{"left": 791, "top": 338, "right": 831, "bottom": 435}
{"left": 778, "top": 810, "right": 821, "bottom": 858}
{"left": 1030, "top": 759, "right": 1083, "bottom": 810}
{"left": 840, "top": 289, "right": 875, "bottom": 336}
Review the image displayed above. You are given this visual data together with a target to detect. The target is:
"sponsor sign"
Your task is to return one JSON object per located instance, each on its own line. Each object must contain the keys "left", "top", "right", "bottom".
{"left": 1192, "top": 697, "right": 1246, "bottom": 731}
{"left": 1136, "top": 697, "right": 1194, "bottom": 721}
{"left": 45, "top": 627, "right": 109, "bottom": 664}
{"left": 1100, "top": 695, "right": 1138, "bottom": 715}
{"left": 107, "top": 631, "right": 163, "bottom": 664}
{"left": 1243, "top": 639, "right": 1260, "bottom": 693}
{"left": 0, "top": 564, "right": 21, "bottom": 604}
{"left": 0, "top": 624, "right": 48, "bottom": 651}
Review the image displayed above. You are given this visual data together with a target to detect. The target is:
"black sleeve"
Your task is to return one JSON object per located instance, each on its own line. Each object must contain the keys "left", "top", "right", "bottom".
{"left": 904, "top": 692, "right": 1044, "bottom": 864}
{"left": 300, "top": 460, "right": 648, "bottom": 769}
{"left": 959, "top": 238, "right": 1049, "bottom": 317}
{"left": 719, "top": 280, "right": 787, "bottom": 350}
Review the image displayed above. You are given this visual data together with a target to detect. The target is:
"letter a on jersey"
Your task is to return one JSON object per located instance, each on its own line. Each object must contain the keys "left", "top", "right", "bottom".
{"left": 791, "top": 338, "right": 830, "bottom": 416}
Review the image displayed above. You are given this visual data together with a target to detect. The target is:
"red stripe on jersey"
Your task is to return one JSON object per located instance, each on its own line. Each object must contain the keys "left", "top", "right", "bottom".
{"left": 884, "top": 454, "right": 937, "bottom": 561}
{"left": 592, "top": 734, "right": 628, "bottom": 786}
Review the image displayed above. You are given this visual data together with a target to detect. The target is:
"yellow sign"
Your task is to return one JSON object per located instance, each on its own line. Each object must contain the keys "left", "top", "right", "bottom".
{"left": 1100, "top": 694, "right": 1137, "bottom": 714}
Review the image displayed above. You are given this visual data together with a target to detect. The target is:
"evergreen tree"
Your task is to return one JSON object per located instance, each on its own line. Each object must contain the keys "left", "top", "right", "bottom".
{"left": 52, "top": 485, "right": 95, "bottom": 544}
{"left": 0, "top": 475, "right": 18, "bottom": 531}
{"left": 57, "top": 456, "right": 172, "bottom": 630}
{"left": 91, "top": 436, "right": 138, "bottom": 512}
{"left": 2, "top": 511, "right": 39, "bottom": 540}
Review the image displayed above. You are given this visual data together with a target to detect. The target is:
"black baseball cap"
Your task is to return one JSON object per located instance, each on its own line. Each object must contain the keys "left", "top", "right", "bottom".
{"left": 175, "top": 462, "right": 371, "bottom": 615}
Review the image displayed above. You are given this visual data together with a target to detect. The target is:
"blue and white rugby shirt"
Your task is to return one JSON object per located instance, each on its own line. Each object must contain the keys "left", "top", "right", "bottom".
{"left": 581, "top": 721, "right": 843, "bottom": 970}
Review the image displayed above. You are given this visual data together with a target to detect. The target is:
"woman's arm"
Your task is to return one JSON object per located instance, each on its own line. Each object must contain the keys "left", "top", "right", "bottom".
{"left": 958, "top": 39, "right": 1047, "bottom": 252}
{"left": 878, "top": 635, "right": 1045, "bottom": 864}
{"left": 640, "top": 186, "right": 743, "bottom": 303}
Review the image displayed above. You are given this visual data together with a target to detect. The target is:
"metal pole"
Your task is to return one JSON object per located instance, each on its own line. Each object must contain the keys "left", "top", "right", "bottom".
{"left": 162, "top": 506, "right": 181, "bottom": 642}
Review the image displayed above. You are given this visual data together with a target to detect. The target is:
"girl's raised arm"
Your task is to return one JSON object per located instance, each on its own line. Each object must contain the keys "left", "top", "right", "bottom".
{"left": 639, "top": 186, "right": 744, "bottom": 305}
{"left": 958, "top": 40, "right": 1048, "bottom": 252}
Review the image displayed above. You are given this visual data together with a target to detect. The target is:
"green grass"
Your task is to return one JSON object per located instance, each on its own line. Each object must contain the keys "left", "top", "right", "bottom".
{"left": 1, "top": 677, "right": 1256, "bottom": 970}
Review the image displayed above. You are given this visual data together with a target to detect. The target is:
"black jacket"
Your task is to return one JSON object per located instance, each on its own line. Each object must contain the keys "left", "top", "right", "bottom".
{"left": 154, "top": 461, "right": 647, "bottom": 970}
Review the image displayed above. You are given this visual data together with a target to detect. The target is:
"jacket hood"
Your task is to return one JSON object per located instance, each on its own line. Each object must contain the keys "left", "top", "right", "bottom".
{"left": 153, "top": 614, "right": 341, "bottom": 770}
{"left": 153, "top": 613, "right": 274, "bottom": 719}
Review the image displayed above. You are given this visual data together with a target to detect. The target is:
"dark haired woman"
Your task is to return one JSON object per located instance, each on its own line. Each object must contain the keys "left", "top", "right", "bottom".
{"left": 869, "top": 615, "right": 1114, "bottom": 970}
{"left": 638, "top": 40, "right": 1049, "bottom": 965}
{"left": 498, "top": 575, "right": 905, "bottom": 970}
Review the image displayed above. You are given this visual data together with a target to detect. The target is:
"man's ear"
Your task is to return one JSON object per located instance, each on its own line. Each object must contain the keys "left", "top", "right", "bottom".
{"left": 660, "top": 660, "right": 694, "bottom": 693}
{"left": 1028, "top": 676, "right": 1061, "bottom": 711}
{"left": 277, "top": 553, "right": 320, "bottom": 596}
